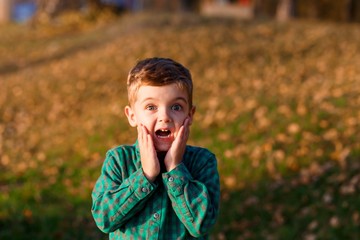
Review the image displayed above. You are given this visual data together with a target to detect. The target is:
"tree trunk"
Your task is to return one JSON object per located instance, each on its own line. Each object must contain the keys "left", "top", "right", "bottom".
{"left": 252, "top": 0, "right": 264, "bottom": 17}
{"left": 182, "top": 0, "right": 200, "bottom": 12}
{"left": 0, "top": 0, "right": 12, "bottom": 23}
{"left": 347, "top": 0, "right": 357, "bottom": 21}
{"left": 276, "top": 0, "right": 293, "bottom": 22}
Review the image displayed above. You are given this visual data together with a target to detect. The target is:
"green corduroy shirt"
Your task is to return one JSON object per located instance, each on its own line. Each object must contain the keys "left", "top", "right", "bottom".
{"left": 91, "top": 141, "right": 220, "bottom": 239}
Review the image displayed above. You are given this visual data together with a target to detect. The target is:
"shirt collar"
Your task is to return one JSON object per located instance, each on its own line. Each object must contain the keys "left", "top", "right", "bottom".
{"left": 134, "top": 140, "right": 140, "bottom": 152}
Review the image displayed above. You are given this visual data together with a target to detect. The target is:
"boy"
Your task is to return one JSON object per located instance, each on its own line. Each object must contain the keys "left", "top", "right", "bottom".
{"left": 91, "top": 57, "right": 220, "bottom": 239}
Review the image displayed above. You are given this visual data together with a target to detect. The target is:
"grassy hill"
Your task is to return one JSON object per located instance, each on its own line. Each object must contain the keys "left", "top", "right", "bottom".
{"left": 1, "top": 13, "right": 360, "bottom": 239}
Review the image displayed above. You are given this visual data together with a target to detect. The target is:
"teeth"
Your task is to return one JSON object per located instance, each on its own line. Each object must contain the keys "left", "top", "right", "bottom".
{"left": 156, "top": 129, "right": 171, "bottom": 137}
{"left": 158, "top": 129, "right": 169, "bottom": 132}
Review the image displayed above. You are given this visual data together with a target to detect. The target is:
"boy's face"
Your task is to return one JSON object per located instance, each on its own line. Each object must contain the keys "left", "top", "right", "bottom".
{"left": 125, "top": 83, "right": 195, "bottom": 152}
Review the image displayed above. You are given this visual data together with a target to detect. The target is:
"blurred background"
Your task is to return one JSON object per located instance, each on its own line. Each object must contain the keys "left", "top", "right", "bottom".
{"left": 1, "top": 0, "right": 360, "bottom": 239}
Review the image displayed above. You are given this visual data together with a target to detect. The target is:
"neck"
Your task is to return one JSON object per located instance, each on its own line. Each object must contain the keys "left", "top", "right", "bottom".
{"left": 157, "top": 151, "right": 167, "bottom": 173}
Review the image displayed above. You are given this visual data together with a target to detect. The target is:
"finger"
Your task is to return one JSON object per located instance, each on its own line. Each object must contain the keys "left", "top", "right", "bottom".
{"left": 142, "top": 125, "right": 146, "bottom": 134}
{"left": 184, "top": 117, "right": 190, "bottom": 125}
{"left": 144, "top": 126, "right": 154, "bottom": 148}
{"left": 138, "top": 124, "right": 149, "bottom": 150}
{"left": 176, "top": 125, "right": 185, "bottom": 142}
{"left": 182, "top": 118, "right": 190, "bottom": 141}
{"left": 146, "top": 133, "right": 156, "bottom": 153}
{"left": 137, "top": 125, "right": 143, "bottom": 146}
{"left": 144, "top": 127, "right": 150, "bottom": 146}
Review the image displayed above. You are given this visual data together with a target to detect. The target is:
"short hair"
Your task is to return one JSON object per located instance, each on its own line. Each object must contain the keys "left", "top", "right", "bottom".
{"left": 127, "top": 57, "right": 193, "bottom": 107}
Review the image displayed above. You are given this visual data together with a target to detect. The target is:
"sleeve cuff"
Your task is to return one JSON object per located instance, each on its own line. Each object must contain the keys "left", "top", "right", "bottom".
{"left": 162, "top": 163, "right": 192, "bottom": 197}
{"left": 129, "top": 168, "right": 158, "bottom": 199}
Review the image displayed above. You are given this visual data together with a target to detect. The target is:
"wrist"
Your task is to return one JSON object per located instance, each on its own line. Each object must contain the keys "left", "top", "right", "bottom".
{"left": 166, "top": 163, "right": 179, "bottom": 172}
{"left": 143, "top": 171, "right": 158, "bottom": 182}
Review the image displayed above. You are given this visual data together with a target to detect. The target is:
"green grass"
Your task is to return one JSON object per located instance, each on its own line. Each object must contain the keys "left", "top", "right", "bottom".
{"left": 215, "top": 161, "right": 360, "bottom": 239}
{"left": 1, "top": 13, "right": 360, "bottom": 239}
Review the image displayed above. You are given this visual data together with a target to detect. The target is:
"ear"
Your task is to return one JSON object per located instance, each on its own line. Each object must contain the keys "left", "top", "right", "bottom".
{"left": 124, "top": 105, "right": 137, "bottom": 127}
{"left": 188, "top": 105, "right": 196, "bottom": 125}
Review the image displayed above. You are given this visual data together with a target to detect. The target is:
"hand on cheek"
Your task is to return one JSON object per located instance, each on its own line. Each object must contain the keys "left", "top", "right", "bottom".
{"left": 164, "top": 118, "right": 190, "bottom": 172}
{"left": 137, "top": 124, "right": 160, "bottom": 182}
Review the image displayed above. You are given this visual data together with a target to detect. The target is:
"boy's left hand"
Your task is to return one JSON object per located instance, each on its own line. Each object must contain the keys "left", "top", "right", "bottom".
{"left": 164, "top": 117, "right": 190, "bottom": 172}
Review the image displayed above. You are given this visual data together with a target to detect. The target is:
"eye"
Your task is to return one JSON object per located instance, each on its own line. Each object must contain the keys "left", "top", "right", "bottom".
{"left": 171, "top": 104, "right": 182, "bottom": 111}
{"left": 146, "top": 105, "right": 157, "bottom": 111}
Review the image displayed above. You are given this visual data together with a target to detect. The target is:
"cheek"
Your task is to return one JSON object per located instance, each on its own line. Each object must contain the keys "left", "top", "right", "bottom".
{"left": 174, "top": 115, "right": 187, "bottom": 127}
{"left": 136, "top": 113, "right": 156, "bottom": 128}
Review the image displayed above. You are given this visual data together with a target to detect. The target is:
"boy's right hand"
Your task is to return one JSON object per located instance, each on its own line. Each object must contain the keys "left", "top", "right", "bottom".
{"left": 137, "top": 124, "right": 160, "bottom": 182}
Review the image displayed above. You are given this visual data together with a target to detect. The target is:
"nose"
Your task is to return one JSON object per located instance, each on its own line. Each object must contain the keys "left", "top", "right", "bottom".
{"left": 158, "top": 107, "right": 172, "bottom": 123}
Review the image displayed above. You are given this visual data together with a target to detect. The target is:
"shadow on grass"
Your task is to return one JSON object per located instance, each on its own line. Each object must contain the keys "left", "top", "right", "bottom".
{"left": 0, "top": 16, "right": 138, "bottom": 77}
{"left": 0, "top": 201, "right": 106, "bottom": 240}
{"left": 0, "top": 31, "right": 114, "bottom": 77}
{"left": 213, "top": 160, "right": 360, "bottom": 239}
{"left": 2, "top": 160, "right": 360, "bottom": 240}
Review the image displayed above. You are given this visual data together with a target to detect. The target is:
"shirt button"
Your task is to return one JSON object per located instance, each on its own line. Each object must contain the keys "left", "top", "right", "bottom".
{"left": 141, "top": 187, "right": 148, "bottom": 193}
{"left": 153, "top": 213, "right": 160, "bottom": 219}
{"left": 168, "top": 177, "right": 174, "bottom": 182}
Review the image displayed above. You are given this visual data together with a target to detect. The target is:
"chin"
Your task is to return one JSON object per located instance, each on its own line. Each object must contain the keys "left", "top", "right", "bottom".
{"left": 155, "top": 143, "right": 171, "bottom": 152}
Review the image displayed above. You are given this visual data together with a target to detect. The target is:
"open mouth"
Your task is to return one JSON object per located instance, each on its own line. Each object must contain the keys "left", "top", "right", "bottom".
{"left": 155, "top": 129, "right": 171, "bottom": 138}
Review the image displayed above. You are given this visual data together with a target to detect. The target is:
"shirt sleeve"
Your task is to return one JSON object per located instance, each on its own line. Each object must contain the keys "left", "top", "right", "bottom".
{"left": 162, "top": 151, "right": 220, "bottom": 237}
{"left": 91, "top": 149, "right": 157, "bottom": 233}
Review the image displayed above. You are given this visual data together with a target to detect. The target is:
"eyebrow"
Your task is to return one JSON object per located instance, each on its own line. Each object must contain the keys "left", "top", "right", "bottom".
{"left": 140, "top": 97, "right": 188, "bottom": 104}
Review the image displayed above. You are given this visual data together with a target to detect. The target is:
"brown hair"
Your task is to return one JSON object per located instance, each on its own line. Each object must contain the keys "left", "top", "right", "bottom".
{"left": 127, "top": 57, "right": 193, "bottom": 107}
